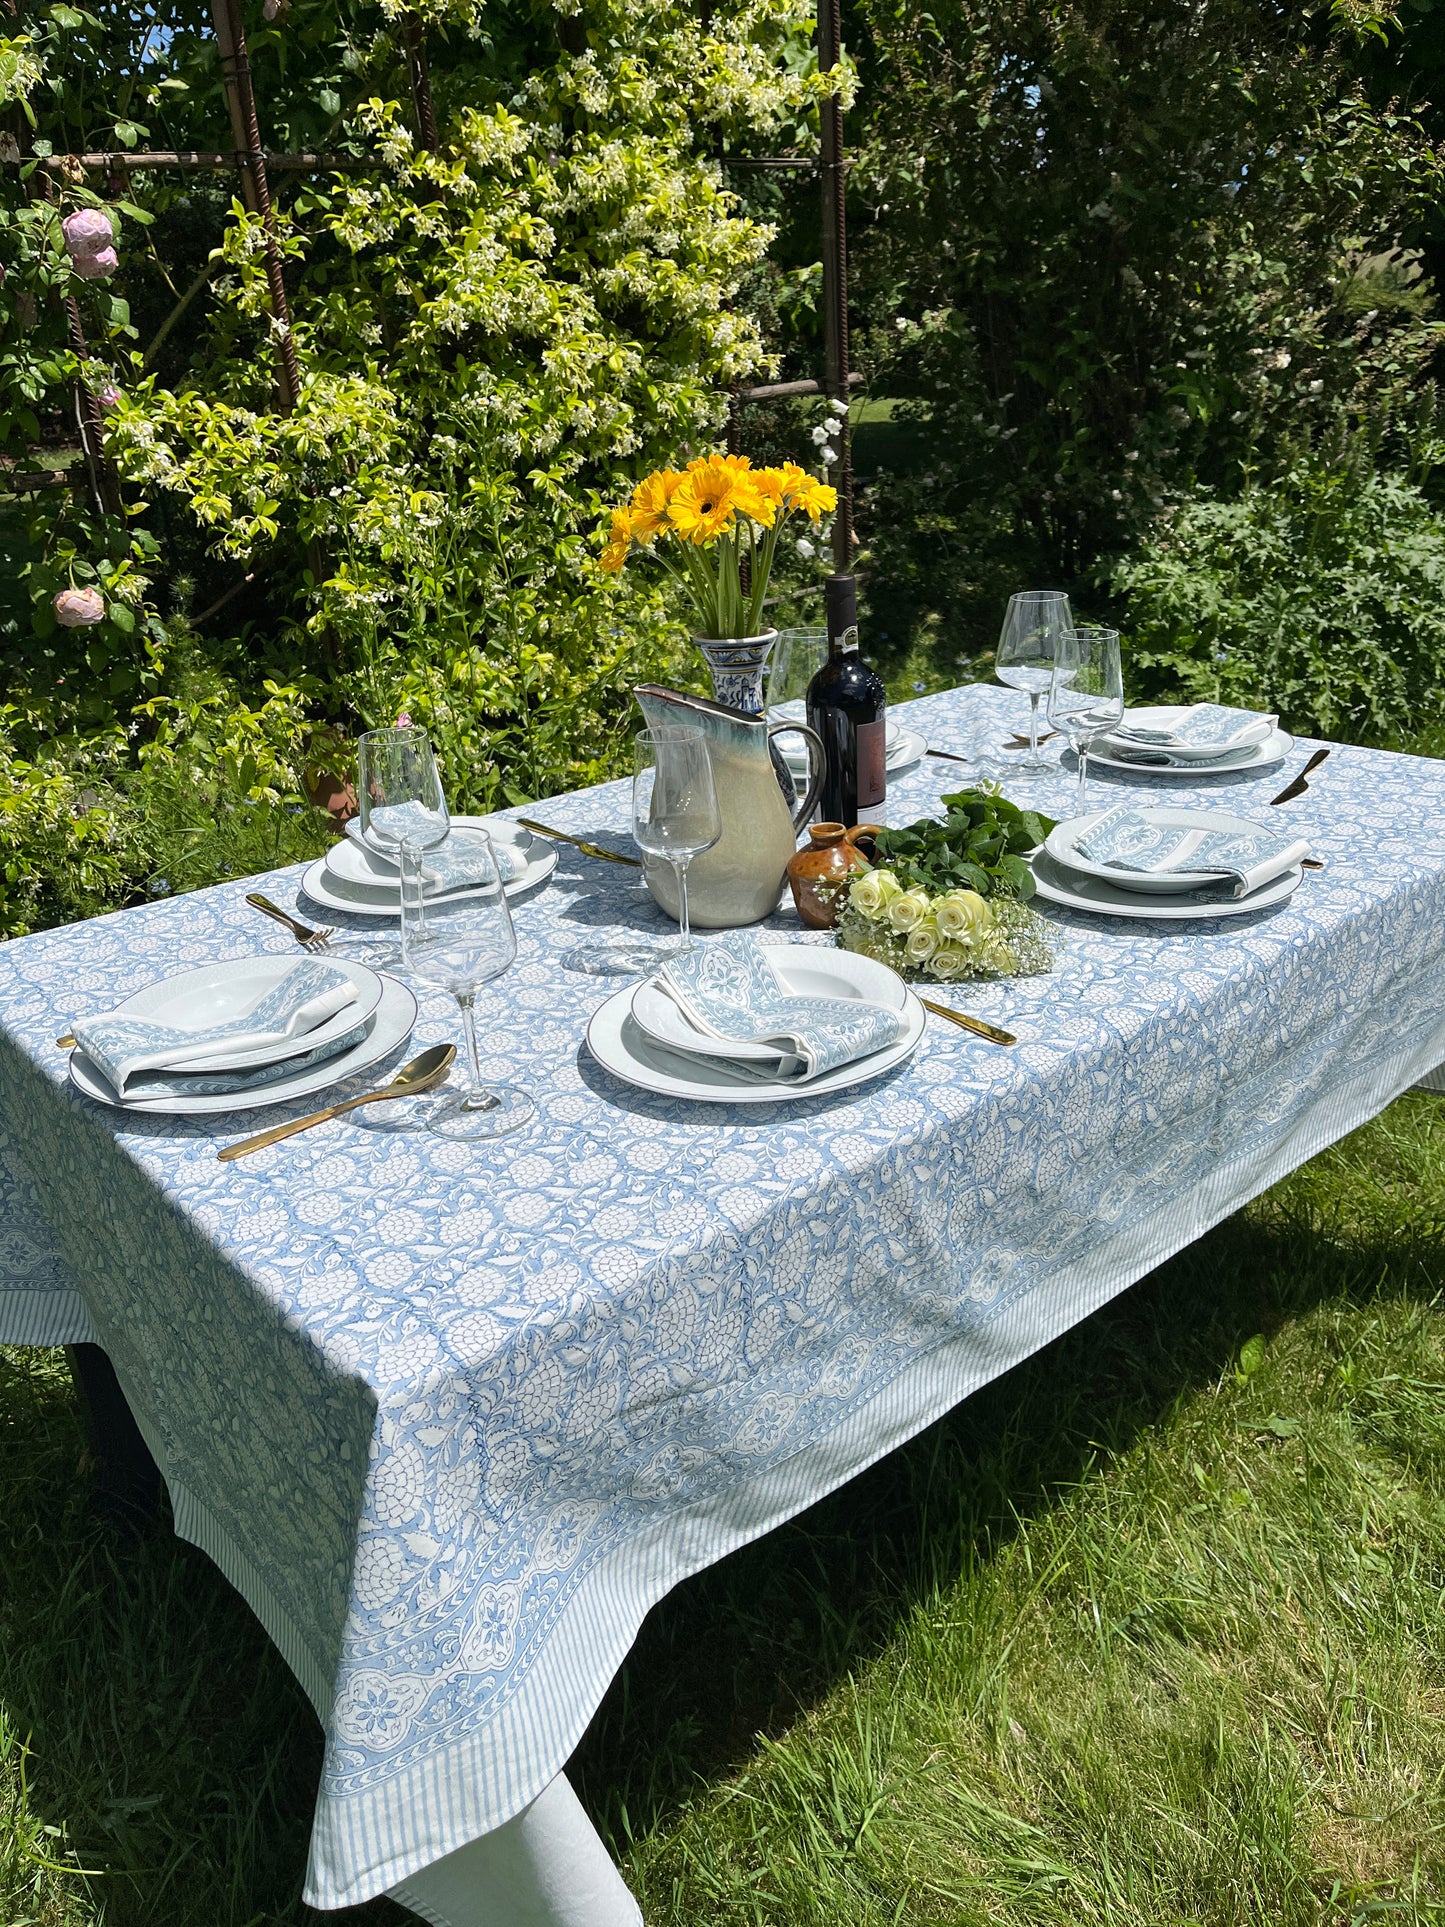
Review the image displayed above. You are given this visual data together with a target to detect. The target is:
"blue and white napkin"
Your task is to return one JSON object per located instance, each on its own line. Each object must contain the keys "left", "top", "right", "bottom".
{"left": 657, "top": 934, "right": 904, "bottom": 1083}
{"left": 345, "top": 813, "right": 516, "bottom": 889}
{"left": 1115, "top": 703, "right": 1276, "bottom": 755}
{"left": 72, "top": 961, "right": 364, "bottom": 1100}
{"left": 1075, "top": 807, "right": 1310, "bottom": 899}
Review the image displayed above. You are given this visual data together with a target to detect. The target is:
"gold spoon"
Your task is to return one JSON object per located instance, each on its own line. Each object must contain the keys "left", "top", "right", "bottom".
{"left": 515, "top": 817, "right": 641, "bottom": 867}
{"left": 217, "top": 1044, "right": 456, "bottom": 1162}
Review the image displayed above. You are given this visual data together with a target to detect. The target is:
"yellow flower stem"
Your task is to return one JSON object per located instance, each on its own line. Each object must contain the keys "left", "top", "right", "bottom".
{"left": 747, "top": 508, "right": 786, "bottom": 637}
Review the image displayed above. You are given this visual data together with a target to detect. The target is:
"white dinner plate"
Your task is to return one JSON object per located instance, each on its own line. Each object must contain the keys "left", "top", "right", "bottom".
{"left": 1106, "top": 705, "right": 1277, "bottom": 763}
{"left": 301, "top": 817, "right": 557, "bottom": 919}
{"left": 79, "top": 954, "right": 388, "bottom": 1074}
{"left": 1089, "top": 724, "right": 1293, "bottom": 776}
{"left": 1029, "top": 848, "right": 1301, "bottom": 921}
{"left": 1044, "top": 807, "right": 1293, "bottom": 896}
{"left": 588, "top": 945, "right": 925, "bottom": 1103}
{"left": 629, "top": 946, "right": 909, "bottom": 1064}
{"left": 69, "top": 969, "right": 419, "bottom": 1114}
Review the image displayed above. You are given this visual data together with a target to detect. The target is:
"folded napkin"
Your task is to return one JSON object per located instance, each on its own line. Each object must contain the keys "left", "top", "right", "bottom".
{"left": 1075, "top": 807, "right": 1310, "bottom": 899}
{"left": 72, "top": 961, "right": 364, "bottom": 1100}
{"left": 1115, "top": 703, "right": 1276, "bottom": 755}
{"left": 656, "top": 934, "right": 904, "bottom": 1083}
{"left": 345, "top": 814, "right": 516, "bottom": 888}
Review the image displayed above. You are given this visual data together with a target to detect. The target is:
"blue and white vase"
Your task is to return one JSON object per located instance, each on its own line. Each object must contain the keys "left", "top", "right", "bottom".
{"left": 693, "top": 630, "right": 779, "bottom": 715}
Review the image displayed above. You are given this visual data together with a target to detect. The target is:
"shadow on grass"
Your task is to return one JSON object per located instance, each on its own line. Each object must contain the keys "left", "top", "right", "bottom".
{"left": 1, "top": 1099, "right": 1441, "bottom": 1923}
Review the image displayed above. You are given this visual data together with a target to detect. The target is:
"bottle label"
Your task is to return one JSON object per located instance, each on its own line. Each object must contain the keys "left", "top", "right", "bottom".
{"left": 835, "top": 624, "right": 860, "bottom": 654}
{"left": 856, "top": 719, "right": 887, "bottom": 809}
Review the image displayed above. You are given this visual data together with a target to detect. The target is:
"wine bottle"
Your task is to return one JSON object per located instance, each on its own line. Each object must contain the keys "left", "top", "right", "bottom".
{"left": 806, "top": 574, "right": 887, "bottom": 826}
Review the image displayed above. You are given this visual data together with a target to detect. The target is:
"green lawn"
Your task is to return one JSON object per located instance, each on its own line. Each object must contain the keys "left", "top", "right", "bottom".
{"left": 3, "top": 1093, "right": 1444, "bottom": 1925}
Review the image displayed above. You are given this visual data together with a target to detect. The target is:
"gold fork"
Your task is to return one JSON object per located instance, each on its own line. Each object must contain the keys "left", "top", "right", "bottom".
{"left": 246, "top": 893, "right": 336, "bottom": 950}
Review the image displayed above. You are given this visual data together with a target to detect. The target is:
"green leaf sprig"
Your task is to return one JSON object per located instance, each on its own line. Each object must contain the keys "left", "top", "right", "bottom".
{"left": 868, "top": 788, "right": 1056, "bottom": 902}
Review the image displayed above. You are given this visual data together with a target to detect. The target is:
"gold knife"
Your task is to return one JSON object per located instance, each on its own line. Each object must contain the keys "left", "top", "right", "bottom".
{"left": 515, "top": 818, "right": 641, "bottom": 866}
{"left": 919, "top": 999, "right": 1017, "bottom": 1046}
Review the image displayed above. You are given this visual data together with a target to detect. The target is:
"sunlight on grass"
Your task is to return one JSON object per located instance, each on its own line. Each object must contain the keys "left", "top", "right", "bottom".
{"left": 3, "top": 1098, "right": 1444, "bottom": 1923}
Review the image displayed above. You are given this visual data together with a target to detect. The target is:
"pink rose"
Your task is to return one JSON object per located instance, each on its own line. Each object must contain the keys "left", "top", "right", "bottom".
{"left": 72, "top": 247, "right": 119, "bottom": 281}
{"left": 62, "top": 209, "right": 114, "bottom": 259}
{"left": 394, "top": 710, "right": 412, "bottom": 728}
{"left": 97, "top": 383, "right": 123, "bottom": 412}
{"left": 54, "top": 588, "right": 106, "bottom": 628}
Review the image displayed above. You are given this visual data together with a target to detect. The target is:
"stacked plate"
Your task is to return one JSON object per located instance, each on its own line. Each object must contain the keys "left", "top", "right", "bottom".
{"left": 1090, "top": 704, "right": 1293, "bottom": 777}
{"left": 586, "top": 945, "right": 925, "bottom": 1103}
{"left": 767, "top": 702, "right": 928, "bottom": 786}
{"left": 68, "top": 956, "right": 418, "bottom": 1115}
{"left": 1029, "top": 807, "right": 1307, "bottom": 921}
{"left": 300, "top": 816, "right": 557, "bottom": 919}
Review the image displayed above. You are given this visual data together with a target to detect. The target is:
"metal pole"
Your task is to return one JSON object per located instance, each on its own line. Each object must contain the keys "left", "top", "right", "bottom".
{"left": 401, "top": 14, "right": 438, "bottom": 151}
{"left": 210, "top": 0, "right": 302, "bottom": 411}
{"left": 817, "top": 0, "right": 853, "bottom": 569}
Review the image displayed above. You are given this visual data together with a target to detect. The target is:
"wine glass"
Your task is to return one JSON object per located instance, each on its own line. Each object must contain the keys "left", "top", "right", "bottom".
{"left": 357, "top": 726, "right": 450, "bottom": 959}
{"left": 997, "top": 591, "right": 1073, "bottom": 768}
{"left": 767, "top": 628, "right": 828, "bottom": 719}
{"left": 1047, "top": 627, "right": 1124, "bottom": 812}
{"left": 632, "top": 727, "right": 721, "bottom": 956}
{"left": 397, "top": 834, "right": 533, "bottom": 1139}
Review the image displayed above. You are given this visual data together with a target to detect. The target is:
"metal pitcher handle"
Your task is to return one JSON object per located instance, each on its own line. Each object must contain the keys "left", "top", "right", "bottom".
{"left": 767, "top": 721, "right": 827, "bottom": 830}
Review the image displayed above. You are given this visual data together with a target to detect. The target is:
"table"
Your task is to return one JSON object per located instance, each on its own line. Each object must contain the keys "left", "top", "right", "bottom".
{"left": 3, "top": 684, "right": 1445, "bottom": 1919}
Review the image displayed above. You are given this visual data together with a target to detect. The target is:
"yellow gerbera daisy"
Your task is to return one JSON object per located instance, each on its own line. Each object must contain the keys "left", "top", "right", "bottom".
{"left": 599, "top": 506, "right": 635, "bottom": 573}
{"left": 779, "top": 464, "right": 837, "bottom": 525}
{"left": 668, "top": 459, "right": 740, "bottom": 544}
{"left": 628, "top": 469, "right": 683, "bottom": 540}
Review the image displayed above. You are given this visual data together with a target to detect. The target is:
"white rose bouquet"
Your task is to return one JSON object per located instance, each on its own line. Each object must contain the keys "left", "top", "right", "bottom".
{"left": 831, "top": 788, "right": 1056, "bottom": 983}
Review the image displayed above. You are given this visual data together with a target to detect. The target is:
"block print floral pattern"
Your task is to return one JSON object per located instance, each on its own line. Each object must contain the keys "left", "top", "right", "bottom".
{"left": 3, "top": 686, "right": 1445, "bottom": 1907}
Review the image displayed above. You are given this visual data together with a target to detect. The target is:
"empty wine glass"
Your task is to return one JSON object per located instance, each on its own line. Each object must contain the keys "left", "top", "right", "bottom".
{"left": 632, "top": 727, "right": 721, "bottom": 956}
{"left": 997, "top": 591, "right": 1073, "bottom": 768}
{"left": 767, "top": 628, "right": 828, "bottom": 719}
{"left": 398, "top": 834, "right": 533, "bottom": 1139}
{"left": 1047, "top": 627, "right": 1124, "bottom": 812}
{"left": 357, "top": 725, "right": 450, "bottom": 959}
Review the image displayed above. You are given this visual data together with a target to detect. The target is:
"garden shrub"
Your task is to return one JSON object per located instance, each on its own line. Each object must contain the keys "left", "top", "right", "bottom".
{"left": 845, "top": 0, "right": 1445, "bottom": 663}
{"left": 1112, "top": 435, "right": 1445, "bottom": 742}
{"left": 0, "top": 0, "right": 843, "bottom": 925}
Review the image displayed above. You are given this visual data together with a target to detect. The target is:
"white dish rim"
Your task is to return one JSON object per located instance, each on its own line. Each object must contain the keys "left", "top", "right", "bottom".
{"left": 588, "top": 946, "right": 924, "bottom": 1103}
{"left": 628, "top": 945, "right": 910, "bottom": 1062}
{"left": 1044, "top": 805, "right": 1289, "bottom": 896}
{"left": 69, "top": 972, "right": 419, "bottom": 1114}
{"left": 1088, "top": 724, "right": 1292, "bottom": 775}
{"left": 1029, "top": 848, "right": 1300, "bottom": 920}
{"left": 92, "top": 954, "right": 387, "bottom": 1072}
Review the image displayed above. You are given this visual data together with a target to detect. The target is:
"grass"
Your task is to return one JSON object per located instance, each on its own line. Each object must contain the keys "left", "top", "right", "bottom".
{"left": 3, "top": 1094, "right": 1445, "bottom": 1924}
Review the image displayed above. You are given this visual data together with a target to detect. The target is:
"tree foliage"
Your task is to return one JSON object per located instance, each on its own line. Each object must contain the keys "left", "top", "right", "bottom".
{"left": 846, "top": 0, "right": 1445, "bottom": 660}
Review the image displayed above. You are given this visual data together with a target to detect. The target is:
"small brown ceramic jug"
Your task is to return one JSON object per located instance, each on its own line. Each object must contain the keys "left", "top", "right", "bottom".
{"left": 786, "top": 822, "right": 883, "bottom": 929}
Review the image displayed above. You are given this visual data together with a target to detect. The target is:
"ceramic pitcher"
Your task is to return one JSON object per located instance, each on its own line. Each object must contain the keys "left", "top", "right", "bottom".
{"left": 633, "top": 684, "right": 825, "bottom": 927}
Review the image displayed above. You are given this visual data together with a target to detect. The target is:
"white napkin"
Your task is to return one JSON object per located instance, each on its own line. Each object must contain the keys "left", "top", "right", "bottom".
{"left": 72, "top": 961, "right": 361, "bottom": 1099}
{"left": 345, "top": 817, "right": 516, "bottom": 888}
{"left": 656, "top": 934, "right": 904, "bottom": 1083}
{"left": 1114, "top": 703, "right": 1276, "bottom": 755}
{"left": 1074, "top": 807, "right": 1310, "bottom": 899}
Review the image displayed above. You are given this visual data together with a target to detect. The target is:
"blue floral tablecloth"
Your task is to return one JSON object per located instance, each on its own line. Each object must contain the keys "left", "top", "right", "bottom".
{"left": 3, "top": 684, "right": 1445, "bottom": 1908}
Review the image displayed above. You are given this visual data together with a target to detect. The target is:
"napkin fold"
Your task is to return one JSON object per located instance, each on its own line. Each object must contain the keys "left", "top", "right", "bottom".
{"left": 1075, "top": 807, "right": 1310, "bottom": 899}
{"left": 345, "top": 815, "right": 516, "bottom": 888}
{"left": 73, "top": 961, "right": 364, "bottom": 1099}
{"left": 656, "top": 934, "right": 904, "bottom": 1083}
{"left": 1115, "top": 703, "right": 1276, "bottom": 755}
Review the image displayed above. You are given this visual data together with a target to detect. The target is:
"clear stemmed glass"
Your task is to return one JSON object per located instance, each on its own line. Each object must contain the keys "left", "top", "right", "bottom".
{"left": 357, "top": 726, "right": 450, "bottom": 957}
{"left": 996, "top": 590, "right": 1073, "bottom": 768}
{"left": 632, "top": 727, "right": 722, "bottom": 957}
{"left": 397, "top": 833, "right": 534, "bottom": 1139}
{"left": 766, "top": 627, "right": 828, "bottom": 718}
{"left": 1047, "top": 627, "right": 1124, "bottom": 812}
